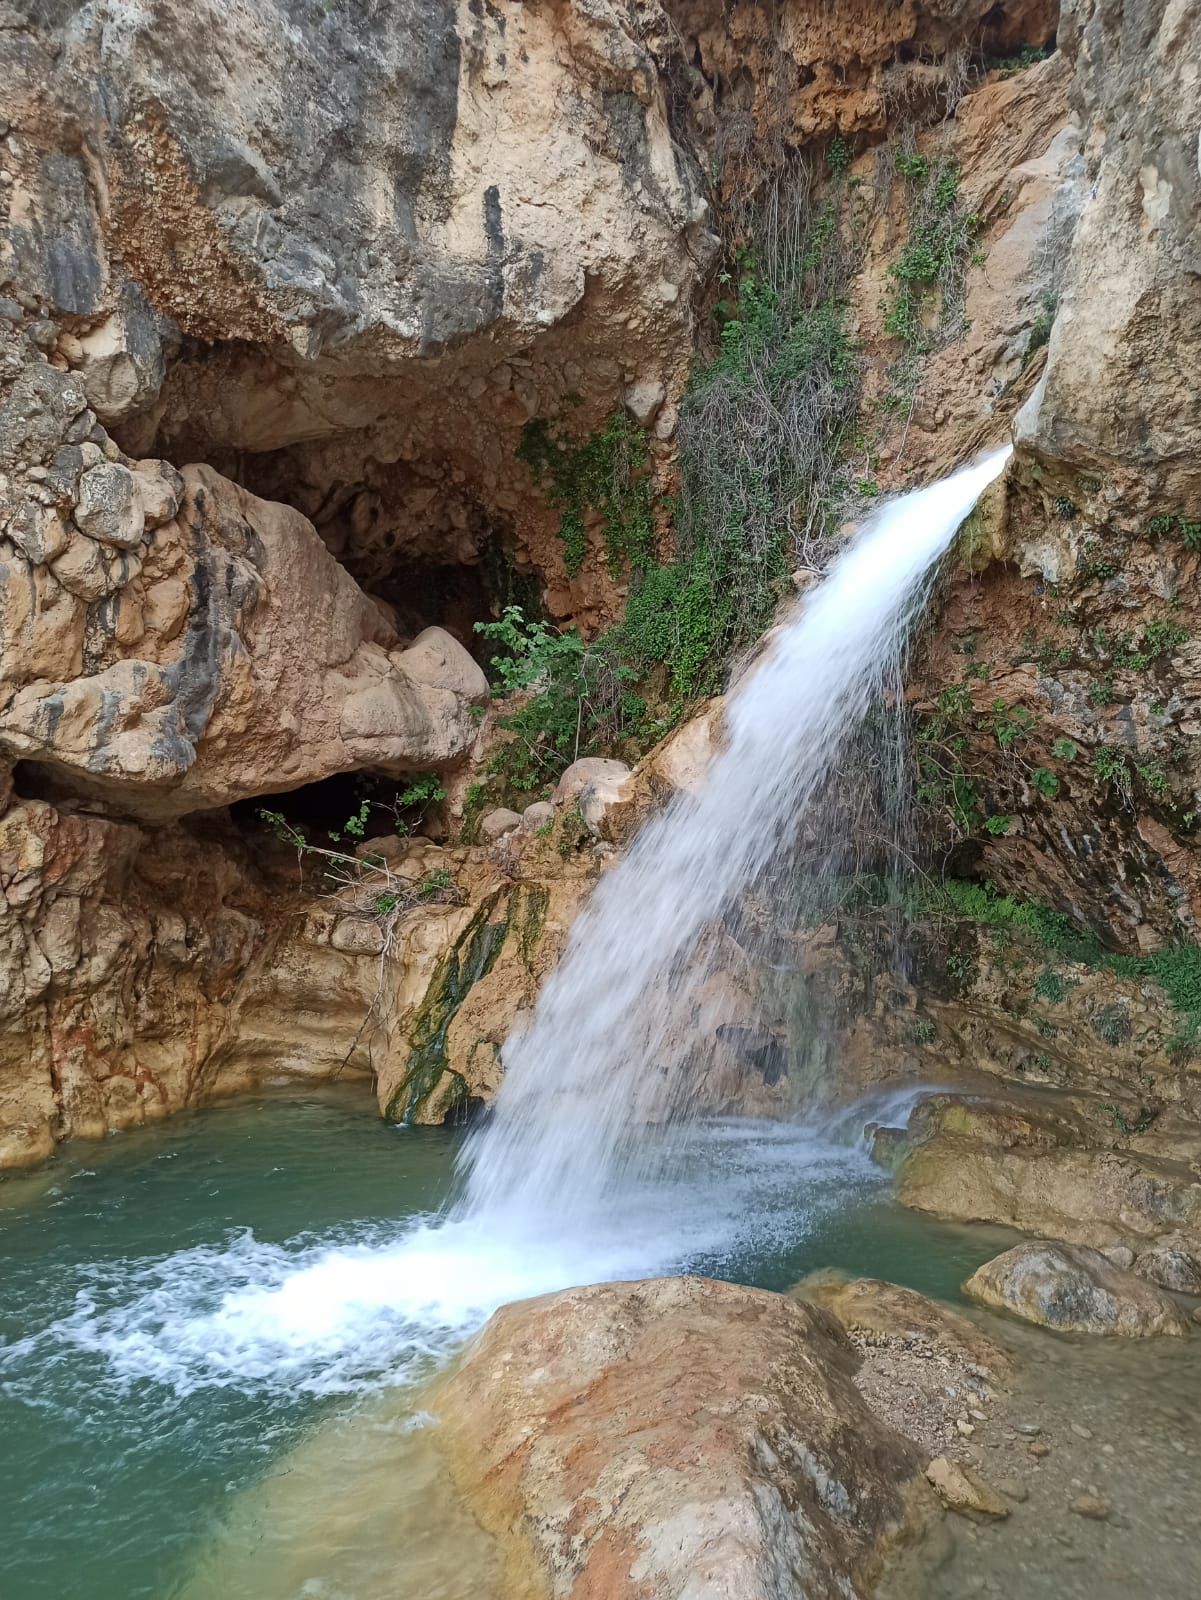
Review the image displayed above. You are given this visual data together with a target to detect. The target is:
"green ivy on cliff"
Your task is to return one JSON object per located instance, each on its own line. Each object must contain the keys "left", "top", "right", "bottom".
{"left": 884, "top": 152, "right": 980, "bottom": 387}
{"left": 517, "top": 413, "right": 655, "bottom": 579}
{"left": 930, "top": 878, "right": 1201, "bottom": 1054}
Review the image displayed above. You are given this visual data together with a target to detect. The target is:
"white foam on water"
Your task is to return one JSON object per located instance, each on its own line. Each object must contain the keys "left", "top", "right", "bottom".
{"left": 2, "top": 1120, "right": 884, "bottom": 1398}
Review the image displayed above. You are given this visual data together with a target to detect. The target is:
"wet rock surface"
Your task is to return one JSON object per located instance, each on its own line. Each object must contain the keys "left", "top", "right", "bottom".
{"left": 963, "top": 1240, "right": 1192, "bottom": 1338}
{"left": 434, "top": 1274, "right": 936, "bottom": 1600}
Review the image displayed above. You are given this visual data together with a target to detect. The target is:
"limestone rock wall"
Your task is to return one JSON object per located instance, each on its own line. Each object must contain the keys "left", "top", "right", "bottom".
{"left": 0, "top": 322, "right": 488, "bottom": 818}
{"left": 4, "top": 0, "right": 1201, "bottom": 1188}
{"left": 2, "top": 0, "right": 712, "bottom": 631}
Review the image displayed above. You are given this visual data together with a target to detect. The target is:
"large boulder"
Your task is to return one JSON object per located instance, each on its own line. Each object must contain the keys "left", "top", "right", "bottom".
{"left": 0, "top": 396, "right": 489, "bottom": 817}
{"left": 433, "top": 1275, "right": 935, "bottom": 1600}
{"left": 963, "top": 1241, "right": 1192, "bottom": 1337}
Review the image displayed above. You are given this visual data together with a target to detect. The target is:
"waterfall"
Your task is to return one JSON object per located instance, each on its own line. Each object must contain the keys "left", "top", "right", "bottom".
{"left": 29, "top": 450, "right": 1010, "bottom": 1400}
{"left": 458, "top": 447, "right": 1011, "bottom": 1234}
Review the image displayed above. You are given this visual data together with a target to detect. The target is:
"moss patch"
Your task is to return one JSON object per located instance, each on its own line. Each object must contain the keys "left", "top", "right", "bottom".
{"left": 385, "top": 893, "right": 512, "bottom": 1125}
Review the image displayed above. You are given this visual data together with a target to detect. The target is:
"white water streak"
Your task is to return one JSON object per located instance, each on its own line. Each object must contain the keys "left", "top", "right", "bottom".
{"left": 460, "top": 449, "right": 1012, "bottom": 1231}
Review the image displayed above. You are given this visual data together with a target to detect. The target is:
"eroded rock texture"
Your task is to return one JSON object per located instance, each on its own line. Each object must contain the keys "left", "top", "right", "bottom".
{"left": 2, "top": 0, "right": 1201, "bottom": 1225}
{"left": 4, "top": 0, "right": 712, "bottom": 630}
{"left": 0, "top": 0, "right": 720, "bottom": 1159}
{"left": 434, "top": 1275, "right": 934, "bottom": 1600}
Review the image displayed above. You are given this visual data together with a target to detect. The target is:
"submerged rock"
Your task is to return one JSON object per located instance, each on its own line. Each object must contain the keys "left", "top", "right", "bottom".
{"left": 963, "top": 1241, "right": 1191, "bottom": 1337}
{"left": 433, "top": 1276, "right": 936, "bottom": 1600}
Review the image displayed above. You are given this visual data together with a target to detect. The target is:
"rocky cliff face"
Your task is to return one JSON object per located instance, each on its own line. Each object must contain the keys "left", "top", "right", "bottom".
{"left": 0, "top": 0, "right": 714, "bottom": 1161}
{"left": 2, "top": 0, "right": 1201, "bottom": 1202}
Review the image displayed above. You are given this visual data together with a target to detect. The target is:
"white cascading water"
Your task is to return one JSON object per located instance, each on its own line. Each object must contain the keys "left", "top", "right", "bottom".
{"left": 458, "top": 445, "right": 1012, "bottom": 1236}
{"left": 10, "top": 448, "right": 1010, "bottom": 1397}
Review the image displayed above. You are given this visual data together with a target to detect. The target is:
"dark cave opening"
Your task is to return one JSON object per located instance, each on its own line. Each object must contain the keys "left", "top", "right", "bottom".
{"left": 229, "top": 768, "right": 446, "bottom": 851}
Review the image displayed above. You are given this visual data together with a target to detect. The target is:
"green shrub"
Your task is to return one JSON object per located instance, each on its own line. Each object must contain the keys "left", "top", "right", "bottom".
{"left": 1034, "top": 969, "right": 1066, "bottom": 1002}
{"left": 475, "top": 606, "right": 643, "bottom": 794}
{"left": 884, "top": 156, "right": 979, "bottom": 375}
{"left": 517, "top": 413, "right": 654, "bottom": 578}
{"left": 1093, "top": 1002, "right": 1131, "bottom": 1045}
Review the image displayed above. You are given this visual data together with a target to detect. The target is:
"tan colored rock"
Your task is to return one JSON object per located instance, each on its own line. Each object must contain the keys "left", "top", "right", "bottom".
{"left": 552, "top": 756, "right": 634, "bottom": 841}
{"left": 1, "top": 466, "right": 491, "bottom": 818}
{"left": 553, "top": 756, "right": 633, "bottom": 807}
{"left": 964, "top": 1241, "right": 1191, "bottom": 1337}
{"left": 73, "top": 461, "right": 145, "bottom": 549}
{"left": 645, "top": 697, "right": 724, "bottom": 795}
{"left": 893, "top": 1094, "right": 1201, "bottom": 1254}
{"left": 1019, "top": 0, "right": 1201, "bottom": 503}
{"left": 1070, "top": 1494, "right": 1112, "bottom": 1521}
{"left": 790, "top": 1273, "right": 1011, "bottom": 1466}
{"left": 673, "top": 0, "right": 1057, "bottom": 148}
{"left": 793, "top": 1272, "right": 1009, "bottom": 1374}
{"left": 1133, "top": 1237, "right": 1201, "bottom": 1297}
{"left": 479, "top": 807, "right": 522, "bottom": 841}
{"left": 0, "top": 787, "right": 594, "bottom": 1165}
{"left": 131, "top": 459, "right": 184, "bottom": 527}
{"left": 48, "top": 530, "right": 119, "bottom": 601}
{"left": 925, "top": 1457, "right": 1009, "bottom": 1521}
{"left": 329, "top": 916, "right": 387, "bottom": 957}
{"left": 433, "top": 1276, "right": 934, "bottom": 1600}
{"left": 7, "top": 503, "right": 71, "bottom": 565}
{"left": 5, "top": 1, "right": 712, "bottom": 626}
{"left": 376, "top": 872, "right": 593, "bottom": 1125}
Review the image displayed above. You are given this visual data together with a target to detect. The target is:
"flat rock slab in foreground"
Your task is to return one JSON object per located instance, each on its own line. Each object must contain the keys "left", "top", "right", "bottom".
{"left": 963, "top": 1241, "right": 1191, "bottom": 1337}
{"left": 433, "top": 1275, "right": 936, "bottom": 1600}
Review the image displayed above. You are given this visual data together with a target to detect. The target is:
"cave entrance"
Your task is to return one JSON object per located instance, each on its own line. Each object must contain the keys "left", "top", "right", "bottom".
{"left": 230, "top": 769, "right": 446, "bottom": 851}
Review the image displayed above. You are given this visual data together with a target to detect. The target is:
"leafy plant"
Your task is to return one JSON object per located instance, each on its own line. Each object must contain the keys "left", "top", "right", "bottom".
{"left": 475, "top": 606, "right": 642, "bottom": 793}
{"left": 986, "top": 42, "right": 1053, "bottom": 76}
{"left": 1094, "top": 746, "right": 1130, "bottom": 790}
{"left": 1034, "top": 969, "right": 1066, "bottom": 1002}
{"left": 1100, "top": 1102, "right": 1159, "bottom": 1135}
{"left": 827, "top": 134, "right": 851, "bottom": 174}
{"left": 517, "top": 413, "right": 654, "bottom": 578}
{"left": 884, "top": 155, "right": 980, "bottom": 377}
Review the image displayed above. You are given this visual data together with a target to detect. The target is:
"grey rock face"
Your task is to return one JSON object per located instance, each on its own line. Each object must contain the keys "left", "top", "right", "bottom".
{"left": 964, "top": 1240, "right": 1191, "bottom": 1337}
{"left": 74, "top": 463, "right": 146, "bottom": 550}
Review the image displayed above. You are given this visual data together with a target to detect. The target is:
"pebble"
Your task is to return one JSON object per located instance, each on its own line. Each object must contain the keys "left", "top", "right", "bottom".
{"left": 1016, "top": 1423, "right": 1041, "bottom": 1436}
{"left": 1071, "top": 1494, "right": 1112, "bottom": 1521}
{"left": 1071, "top": 1422, "right": 1094, "bottom": 1440}
{"left": 997, "top": 1478, "right": 1029, "bottom": 1503}
{"left": 1028, "top": 1441, "right": 1051, "bottom": 1459}
{"left": 957, "top": 1419, "right": 976, "bottom": 1437}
